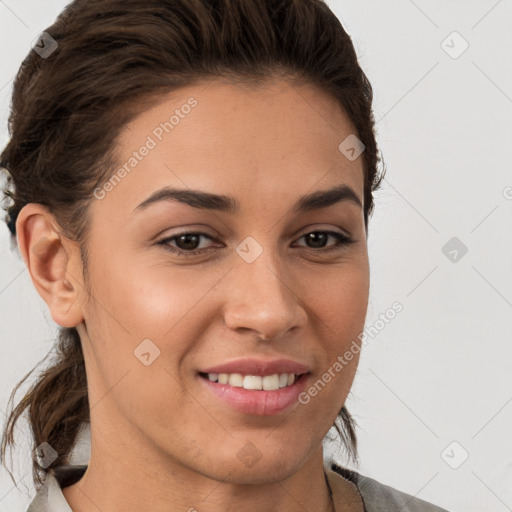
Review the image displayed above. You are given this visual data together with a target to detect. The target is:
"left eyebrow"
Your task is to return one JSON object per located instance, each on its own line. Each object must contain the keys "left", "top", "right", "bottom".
{"left": 133, "top": 183, "right": 363, "bottom": 214}
{"left": 293, "top": 184, "right": 363, "bottom": 213}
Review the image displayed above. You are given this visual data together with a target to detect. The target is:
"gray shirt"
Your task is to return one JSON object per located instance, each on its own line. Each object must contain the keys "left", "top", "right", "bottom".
{"left": 27, "top": 462, "right": 450, "bottom": 511}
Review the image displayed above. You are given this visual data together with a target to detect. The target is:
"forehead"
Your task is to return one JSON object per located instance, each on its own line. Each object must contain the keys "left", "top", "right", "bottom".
{"left": 98, "top": 78, "right": 365, "bottom": 217}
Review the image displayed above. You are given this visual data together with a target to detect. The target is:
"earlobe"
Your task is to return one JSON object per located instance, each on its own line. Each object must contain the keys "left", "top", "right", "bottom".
{"left": 16, "top": 203, "right": 85, "bottom": 328}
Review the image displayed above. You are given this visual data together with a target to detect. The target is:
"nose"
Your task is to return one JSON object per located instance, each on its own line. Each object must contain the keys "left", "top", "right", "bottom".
{"left": 222, "top": 244, "right": 307, "bottom": 341}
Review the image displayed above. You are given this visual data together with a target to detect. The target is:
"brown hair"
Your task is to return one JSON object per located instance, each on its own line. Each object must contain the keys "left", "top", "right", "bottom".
{"left": 0, "top": 0, "right": 385, "bottom": 489}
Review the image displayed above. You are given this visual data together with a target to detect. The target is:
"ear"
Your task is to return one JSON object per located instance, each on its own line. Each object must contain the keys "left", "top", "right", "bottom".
{"left": 15, "top": 203, "right": 85, "bottom": 328}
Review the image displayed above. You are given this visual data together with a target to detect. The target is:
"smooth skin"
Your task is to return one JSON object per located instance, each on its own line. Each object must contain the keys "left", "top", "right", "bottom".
{"left": 17, "top": 77, "right": 368, "bottom": 512}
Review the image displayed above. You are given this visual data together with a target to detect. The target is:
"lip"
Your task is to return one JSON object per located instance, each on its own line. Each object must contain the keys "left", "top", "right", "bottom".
{"left": 197, "top": 357, "right": 311, "bottom": 416}
{"left": 197, "top": 372, "right": 310, "bottom": 415}
{"left": 199, "top": 357, "right": 311, "bottom": 377}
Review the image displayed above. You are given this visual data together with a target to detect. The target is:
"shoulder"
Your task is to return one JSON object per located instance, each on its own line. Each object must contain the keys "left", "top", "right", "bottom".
{"left": 326, "top": 462, "right": 451, "bottom": 512}
{"left": 27, "top": 465, "right": 87, "bottom": 512}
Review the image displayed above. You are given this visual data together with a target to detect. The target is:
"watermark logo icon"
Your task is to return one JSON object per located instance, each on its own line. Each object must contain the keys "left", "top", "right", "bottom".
{"left": 236, "top": 236, "right": 263, "bottom": 263}
{"left": 338, "top": 134, "right": 365, "bottom": 161}
{"left": 236, "top": 442, "right": 262, "bottom": 468}
{"left": 441, "top": 441, "right": 469, "bottom": 469}
{"left": 32, "top": 442, "right": 58, "bottom": 469}
{"left": 134, "top": 338, "right": 161, "bottom": 366}
{"left": 32, "top": 32, "right": 58, "bottom": 58}
{"left": 441, "top": 31, "right": 469, "bottom": 60}
{"left": 442, "top": 237, "right": 468, "bottom": 263}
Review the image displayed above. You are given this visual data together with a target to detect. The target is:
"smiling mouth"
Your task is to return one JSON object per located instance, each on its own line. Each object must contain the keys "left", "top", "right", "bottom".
{"left": 198, "top": 371, "right": 307, "bottom": 391}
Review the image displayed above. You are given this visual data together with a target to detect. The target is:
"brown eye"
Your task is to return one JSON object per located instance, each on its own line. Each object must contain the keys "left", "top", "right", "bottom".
{"left": 295, "top": 230, "right": 355, "bottom": 252}
{"left": 156, "top": 232, "right": 218, "bottom": 256}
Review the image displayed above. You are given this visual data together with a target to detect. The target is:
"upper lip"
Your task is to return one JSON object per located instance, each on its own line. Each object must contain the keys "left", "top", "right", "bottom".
{"left": 199, "top": 357, "right": 311, "bottom": 377}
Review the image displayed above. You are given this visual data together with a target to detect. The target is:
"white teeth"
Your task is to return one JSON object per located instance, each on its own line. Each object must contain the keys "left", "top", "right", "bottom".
{"left": 228, "top": 373, "right": 244, "bottom": 387}
{"left": 205, "top": 372, "right": 298, "bottom": 390}
{"left": 262, "top": 374, "right": 280, "bottom": 391}
{"left": 244, "top": 375, "right": 263, "bottom": 390}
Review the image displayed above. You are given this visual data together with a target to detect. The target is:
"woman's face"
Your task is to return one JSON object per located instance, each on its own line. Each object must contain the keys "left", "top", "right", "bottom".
{"left": 75, "top": 77, "right": 369, "bottom": 482}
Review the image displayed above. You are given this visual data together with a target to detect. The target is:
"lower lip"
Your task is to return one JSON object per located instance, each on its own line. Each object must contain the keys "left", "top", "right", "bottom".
{"left": 198, "top": 373, "right": 309, "bottom": 415}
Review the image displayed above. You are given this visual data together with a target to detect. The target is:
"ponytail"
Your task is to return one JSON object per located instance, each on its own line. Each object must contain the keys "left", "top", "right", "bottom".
{"left": 1, "top": 327, "right": 89, "bottom": 487}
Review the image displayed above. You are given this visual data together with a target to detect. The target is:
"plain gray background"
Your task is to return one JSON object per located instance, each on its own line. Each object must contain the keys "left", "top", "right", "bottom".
{"left": 1, "top": 1, "right": 511, "bottom": 511}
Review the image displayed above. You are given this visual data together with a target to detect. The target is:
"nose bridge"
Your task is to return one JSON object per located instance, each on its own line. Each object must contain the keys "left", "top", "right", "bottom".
{"left": 223, "top": 235, "right": 305, "bottom": 339}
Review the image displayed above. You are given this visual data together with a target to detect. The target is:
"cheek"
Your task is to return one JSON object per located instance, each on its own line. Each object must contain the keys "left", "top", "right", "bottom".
{"left": 89, "top": 245, "right": 214, "bottom": 333}
{"left": 302, "top": 260, "right": 368, "bottom": 410}
{"left": 84, "top": 248, "right": 229, "bottom": 382}
{"left": 309, "top": 260, "right": 370, "bottom": 338}
{"left": 82, "top": 252, "right": 207, "bottom": 425}
{"left": 300, "top": 268, "right": 367, "bottom": 415}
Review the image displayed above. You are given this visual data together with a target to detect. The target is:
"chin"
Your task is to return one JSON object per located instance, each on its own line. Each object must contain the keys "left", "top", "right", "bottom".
{"left": 197, "top": 444, "right": 306, "bottom": 485}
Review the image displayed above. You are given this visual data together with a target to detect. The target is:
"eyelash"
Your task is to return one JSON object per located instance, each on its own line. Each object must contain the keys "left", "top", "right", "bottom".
{"left": 156, "top": 230, "right": 355, "bottom": 257}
